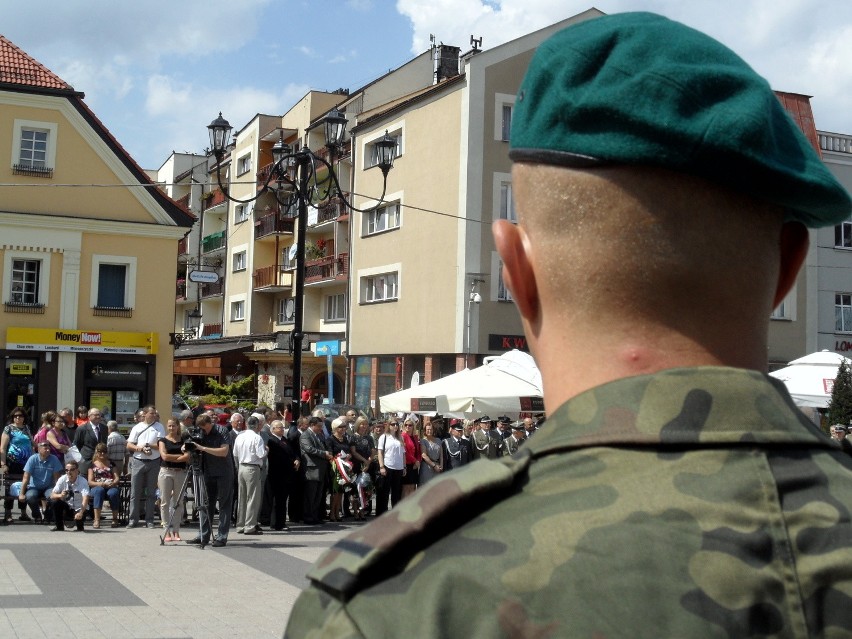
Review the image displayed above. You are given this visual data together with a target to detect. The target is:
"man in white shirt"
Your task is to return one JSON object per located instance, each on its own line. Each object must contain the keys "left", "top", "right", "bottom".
{"left": 233, "top": 414, "right": 267, "bottom": 535}
{"left": 49, "top": 461, "right": 90, "bottom": 531}
{"left": 126, "top": 406, "right": 166, "bottom": 528}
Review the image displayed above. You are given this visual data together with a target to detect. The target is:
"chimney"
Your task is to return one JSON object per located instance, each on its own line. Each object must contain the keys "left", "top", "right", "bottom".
{"left": 435, "top": 44, "right": 461, "bottom": 83}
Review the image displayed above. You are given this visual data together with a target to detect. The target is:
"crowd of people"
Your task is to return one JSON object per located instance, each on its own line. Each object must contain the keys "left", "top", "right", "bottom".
{"left": 0, "top": 403, "right": 543, "bottom": 537}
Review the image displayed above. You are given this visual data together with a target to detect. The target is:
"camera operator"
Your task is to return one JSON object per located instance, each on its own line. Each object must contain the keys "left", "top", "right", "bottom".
{"left": 183, "top": 413, "right": 233, "bottom": 547}
{"left": 49, "top": 461, "right": 90, "bottom": 531}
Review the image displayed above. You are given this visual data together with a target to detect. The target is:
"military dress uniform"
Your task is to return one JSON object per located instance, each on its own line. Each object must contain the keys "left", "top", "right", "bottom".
{"left": 285, "top": 367, "right": 852, "bottom": 638}
{"left": 470, "top": 425, "right": 502, "bottom": 460}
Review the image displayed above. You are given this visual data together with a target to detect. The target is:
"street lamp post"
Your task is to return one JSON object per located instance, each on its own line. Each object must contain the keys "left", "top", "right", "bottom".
{"left": 206, "top": 109, "right": 396, "bottom": 423}
{"left": 169, "top": 306, "right": 202, "bottom": 348}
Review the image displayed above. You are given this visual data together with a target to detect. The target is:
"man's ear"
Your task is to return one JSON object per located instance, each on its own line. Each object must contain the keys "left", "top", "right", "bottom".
{"left": 773, "top": 221, "right": 809, "bottom": 308}
{"left": 493, "top": 220, "right": 539, "bottom": 325}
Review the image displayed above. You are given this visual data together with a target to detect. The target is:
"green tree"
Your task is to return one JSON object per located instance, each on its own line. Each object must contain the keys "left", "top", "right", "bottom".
{"left": 826, "top": 361, "right": 852, "bottom": 431}
{"left": 202, "top": 374, "right": 256, "bottom": 410}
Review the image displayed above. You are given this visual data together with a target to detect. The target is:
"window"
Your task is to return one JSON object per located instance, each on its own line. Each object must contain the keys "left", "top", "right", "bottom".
{"left": 231, "top": 300, "right": 245, "bottom": 321}
{"left": 837, "top": 294, "right": 852, "bottom": 332}
{"left": 497, "top": 261, "right": 513, "bottom": 302}
{"left": 500, "top": 182, "right": 516, "bottom": 223}
{"left": 365, "top": 130, "right": 402, "bottom": 168}
{"left": 236, "top": 154, "right": 252, "bottom": 176}
{"left": 494, "top": 93, "right": 516, "bottom": 142}
{"left": 12, "top": 119, "right": 57, "bottom": 177}
{"left": 363, "top": 272, "right": 398, "bottom": 303}
{"left": 20, "top": 129, "right": 48, "bottom": 168}
{"left": 278, "top": 297, "right": 296, "bottom": 324}
{"left": 90, "top": 255, "right": 135, "bottom": 310}
{"left": 325, "top": 293, "right": 346, "bottom": 321}
{"left": 234, "top": 203, "right": 252, "bottom": 224}
{"left": 281, "top": 247, "right": 297, "bottom": 271}
{"left": 97, "top": 264, "right": 127, "bottom": 307}
{"left": 364, "top": 202, "right": 400, "bottom": 235}
{"left": 836, "top": 220, "right": 852, "bottom": 248}
{"left": 501, "top": 104, "right": 512, "bottom": 141}
{"left": 232, "top": 251, "right": 247, "bottom": 272}
{"left": 377, "top": 357, "right": 397, "bottom": 396}
{"left": 10, "top": 259, "right": 40, "bottom": 304}
{"left": 771, "top": 287, "right": 796, "bottom": 321}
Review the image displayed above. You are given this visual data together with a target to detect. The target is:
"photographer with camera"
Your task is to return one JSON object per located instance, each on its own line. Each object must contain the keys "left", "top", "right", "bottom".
{"left": 183, "top": 413, "right": 233, "bottom": 547}
{"left": 49, "top": 460, "right": 90, "bottom": 531}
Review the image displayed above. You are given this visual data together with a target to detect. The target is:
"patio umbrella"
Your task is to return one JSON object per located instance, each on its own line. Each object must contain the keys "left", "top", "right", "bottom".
{"left": 769, "top": 350, "right": 851, "bottom": 408}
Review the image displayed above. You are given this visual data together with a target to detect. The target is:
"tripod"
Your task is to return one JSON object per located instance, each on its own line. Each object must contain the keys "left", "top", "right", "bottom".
{"left": 160, "top": 451, "right": 208, "bottom": 548}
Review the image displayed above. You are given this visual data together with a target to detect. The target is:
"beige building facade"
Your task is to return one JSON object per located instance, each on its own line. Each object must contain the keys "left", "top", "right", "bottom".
{"left": 0, "top": 36, "right": 193, "bottom": 425}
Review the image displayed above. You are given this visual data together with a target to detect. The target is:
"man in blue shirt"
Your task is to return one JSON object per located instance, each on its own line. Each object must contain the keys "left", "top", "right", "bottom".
{"left": 19, "top": 441, "right": 62, "bottom": 523}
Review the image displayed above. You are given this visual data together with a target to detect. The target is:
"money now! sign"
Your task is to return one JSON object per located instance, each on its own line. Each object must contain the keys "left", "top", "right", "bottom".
{"left": 6, "top": 327, "right": 158, "bottom": 355}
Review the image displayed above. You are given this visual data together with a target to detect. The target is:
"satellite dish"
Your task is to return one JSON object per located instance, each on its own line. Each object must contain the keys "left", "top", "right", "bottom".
{"left": 288, "top": 243, "right": 298, "bottom": 261}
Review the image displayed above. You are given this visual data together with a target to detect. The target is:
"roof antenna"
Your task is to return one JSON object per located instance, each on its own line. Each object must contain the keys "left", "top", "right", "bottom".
{"left": 470, "top": 35, "right": 482, "bottom": 52}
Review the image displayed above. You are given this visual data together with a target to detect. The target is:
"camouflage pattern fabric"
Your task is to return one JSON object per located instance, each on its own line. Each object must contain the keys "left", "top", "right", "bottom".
{"left": 285, "top": 367, "right": 852, "bottom": 638}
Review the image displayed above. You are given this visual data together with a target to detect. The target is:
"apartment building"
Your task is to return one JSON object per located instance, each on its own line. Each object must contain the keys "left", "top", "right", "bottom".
{"left": 0, "top": 35, "right": 194, "bottom": 424}
{"left": 345, "top": 9, "right": 604, "bottom": 410}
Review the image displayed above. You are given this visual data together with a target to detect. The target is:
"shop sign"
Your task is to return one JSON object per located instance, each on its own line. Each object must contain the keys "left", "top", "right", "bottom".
{"left": 315, "top": 340, "right": 340, "bottom": 356}
{"left": 488, "top": 334, "right": 529, "bottom": 352}
{"left": 9, "top": 363, "right": 33, "bottom": 375}
{"left": 6, "top": 327, "right": 157, "bottom": 355}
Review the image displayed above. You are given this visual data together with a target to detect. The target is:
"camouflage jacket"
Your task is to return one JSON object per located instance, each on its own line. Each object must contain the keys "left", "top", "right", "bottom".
{"left": 285, "top": 367, "right": 852, "bottom": 638}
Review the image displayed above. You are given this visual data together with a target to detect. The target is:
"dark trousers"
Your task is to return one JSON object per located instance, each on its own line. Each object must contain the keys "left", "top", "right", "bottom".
{"left": 375, "top": 468, "right": 403, "bottom": 516}
{"left": 303, "top": 478, "right": 324, "bottom": 524}
{"left": 200, "top": 473, "right": 233, "bottom": 542}
{"left": 53, "top": 501, "right": 84, "bottom": 531}
{"left": 289, "top": 474, "right": 305, "bottom": 523}
{"left": 266, "top": 476, "right": 290, "bottom": 529}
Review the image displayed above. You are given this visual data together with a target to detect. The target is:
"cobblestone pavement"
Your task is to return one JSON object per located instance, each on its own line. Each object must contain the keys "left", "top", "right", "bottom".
{"left": 0, "top": 515, "right": 354, "bottom": 638}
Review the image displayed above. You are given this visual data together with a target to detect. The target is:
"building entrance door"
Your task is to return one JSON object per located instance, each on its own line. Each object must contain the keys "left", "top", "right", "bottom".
{"left": 4, "top": 358, "right": 38, "bottom": 427}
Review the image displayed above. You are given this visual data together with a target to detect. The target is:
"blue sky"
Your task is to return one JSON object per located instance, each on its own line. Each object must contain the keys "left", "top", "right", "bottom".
{"left": 3, "top": 0, "right": 852, "bottom": 170}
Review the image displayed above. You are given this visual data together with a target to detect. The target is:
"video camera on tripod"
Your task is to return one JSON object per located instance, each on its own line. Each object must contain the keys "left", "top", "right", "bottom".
{"left": 182, "top": 426, "right": 205, "bottom": 453}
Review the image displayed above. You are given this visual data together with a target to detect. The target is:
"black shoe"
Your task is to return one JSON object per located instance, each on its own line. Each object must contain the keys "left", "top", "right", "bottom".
{"left": 211, "top": 539, "right": 226, "bottom": 547}
{"left": 186, "top": 537, "right": 204, "bottom": 545}
{"left": 18, "top": 513, "right": 31, "bottom": 522}
{"left": 50, "top": 526, "right": 64, "bottom": 532}
{"left": 243, "top": 529, "right": 262, "bottom": 536}
{"left": 254, "top": 524, "right": 263, "bottom": 532}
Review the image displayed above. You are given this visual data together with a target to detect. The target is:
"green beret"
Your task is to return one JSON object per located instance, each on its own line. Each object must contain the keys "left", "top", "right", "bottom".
{"left": 509, "top": 12, "right": 851, "bottom": 227}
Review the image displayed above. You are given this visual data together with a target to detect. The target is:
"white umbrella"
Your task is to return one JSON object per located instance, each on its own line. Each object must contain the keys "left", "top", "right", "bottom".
{"left": 379, "top": 350, "right": 543, "bottom": 418}
{"left": 769, "top": 350, "right": 851, "bottom": 408}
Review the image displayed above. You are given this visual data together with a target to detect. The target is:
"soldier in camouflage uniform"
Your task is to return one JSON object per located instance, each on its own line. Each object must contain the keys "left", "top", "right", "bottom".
{"left": 286, "top": 12, "right": 852, "bottom": 638}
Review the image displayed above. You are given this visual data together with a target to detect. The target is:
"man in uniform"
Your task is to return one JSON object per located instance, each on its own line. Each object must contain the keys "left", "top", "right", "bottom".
{"left": 441, "top": 422, "right": 471, "bottom": 470}
{"left": 502, "top": 421, "right": 526, "bottom": 456}
{"left": 285, "top": 12, "right": 852, "bottom": 637}
{"left": 469, "top": 416, "right": 501, "bottom": 460}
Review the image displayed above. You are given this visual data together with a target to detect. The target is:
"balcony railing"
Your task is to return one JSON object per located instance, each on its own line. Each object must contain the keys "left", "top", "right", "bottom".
{"left": 819, "top": 132, "right": 852, "bottom": 154}
{"left": 202, "top": 189, "right": 227, "bottom": 211}
{"left": 305, "top": 252, "right": 349, "bottom": 284}
{"left": 200, "top": 281, "right": 224, "bottom": 297}
{"left": 255, "top": 212, "right": 295, "bottom": 239}
{"left": 201, "top": 231, "right": 226, "bottom": 253}
{"left": 201, "top": 323, "right": 222, "bottom": 338}
{"left": 253, "top": 265, "right": 294, "bottom": 290}
{"left": 312, "top": 195, "right": 348, "bottom": 226}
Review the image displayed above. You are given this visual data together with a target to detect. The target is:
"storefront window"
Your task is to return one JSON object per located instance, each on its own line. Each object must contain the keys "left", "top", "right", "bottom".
{"left": 353, "top": 357, "right": 372, "bottom": 409}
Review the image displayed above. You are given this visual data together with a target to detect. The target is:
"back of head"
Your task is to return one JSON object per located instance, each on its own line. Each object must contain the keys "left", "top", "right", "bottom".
{"left": 506, "top": 11, "right": 850, "bottom": 360}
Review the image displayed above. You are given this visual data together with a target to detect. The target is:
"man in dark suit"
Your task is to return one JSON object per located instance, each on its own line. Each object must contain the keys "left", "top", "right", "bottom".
{"left": 266, "top": 420, "right": 299, "bottom": 529}
{"left": 299, "top": 416, "right": 331, "bottom": 525}
{"left": 287, "top": 417, "right": 307, "bottom": 523}
{"left": 442, "top": 422, "right": 471, "bottom": 470}
{"left": 73, "top": 407, "right": 107, "bottom": 475}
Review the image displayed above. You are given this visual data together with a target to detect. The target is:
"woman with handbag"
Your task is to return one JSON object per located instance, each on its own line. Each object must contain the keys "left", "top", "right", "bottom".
{"left": 375, "top": 421, "right": 405, "bottom": 516}
{"left": 0, "top": 408, "right": 34, "bottom": 523}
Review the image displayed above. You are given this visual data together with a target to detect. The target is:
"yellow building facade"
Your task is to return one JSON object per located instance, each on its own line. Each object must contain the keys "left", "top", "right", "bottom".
{"left": 0, "top": 36, "right": 193, "bottom": 425}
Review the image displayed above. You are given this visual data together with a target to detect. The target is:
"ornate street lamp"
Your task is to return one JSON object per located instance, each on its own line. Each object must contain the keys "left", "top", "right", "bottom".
{"left": 205, "top": 109, "right": 396, "bottom": 423}
{"left": 169, "top": 306, "right": 202, "bottom": 348}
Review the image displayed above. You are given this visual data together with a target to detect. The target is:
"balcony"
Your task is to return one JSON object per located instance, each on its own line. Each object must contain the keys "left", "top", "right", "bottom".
{"left": 309, "top": 195, "right": 349, "bottom": 228}
{"left": 200, "top": 281, "right": 224, "bottom": 298}
{"left": 255, "top": 211, "right": 295, "bottom": 240}
{"left": 314, "top": 140, "right": 352, "bottom": 163}
{"left": 201, "top": 231, "right": 226, "bottom": 254}
{"left": 253, "top": 265, "right": 294, "bottom": 292}
{"left": 819, "top": 131, "right": 852, "bottom": 154}
{"left": 176, "top": 280, "right": 186, "bottom": 301}
{"left": 202, "top": 189, "right": 227, "bottom": 212}
{"left": 201, "top": 323, "right": 222, "bottom": 338}
{"left": 305, "top": 252, "right": 348, "bottom": 286}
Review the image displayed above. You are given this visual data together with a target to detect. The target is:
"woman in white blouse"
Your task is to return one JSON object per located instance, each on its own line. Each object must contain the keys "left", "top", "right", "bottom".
{"left": 376, "top": 421, "right": 405, "bottom": 515}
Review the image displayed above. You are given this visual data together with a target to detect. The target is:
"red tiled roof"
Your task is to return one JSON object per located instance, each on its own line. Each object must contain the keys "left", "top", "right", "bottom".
{"left": 775, "top": 91, "right": 821, "bottom": 157}
{"left": 0, "top": 34, "right": 75, "bottom": 92}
